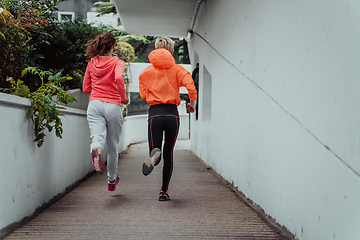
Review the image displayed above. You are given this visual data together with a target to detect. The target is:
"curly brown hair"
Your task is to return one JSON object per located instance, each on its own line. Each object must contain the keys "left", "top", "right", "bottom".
{"left": 84, "top": 32, "right": 116, "bottom": 60}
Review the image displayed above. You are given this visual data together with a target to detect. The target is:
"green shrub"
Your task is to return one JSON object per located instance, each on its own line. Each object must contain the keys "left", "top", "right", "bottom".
{"left": 114, "top": 40, "right": 136, "bottom": 117}
{"left": 0, "top": 0, "right": 64, "bottom": 90}
{"left": 7, "top": 67, "right": 76, "bottom": 147}
{"left": 0, "top": 7, "right": 31, "bottom": 89}
{"left": 34, "top": 20, "right": 108, "bottom": 89}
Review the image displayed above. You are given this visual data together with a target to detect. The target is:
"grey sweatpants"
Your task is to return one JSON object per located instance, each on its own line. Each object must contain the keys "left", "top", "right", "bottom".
{"left": 87, "top": 100, "right": 123, "bottom": 181}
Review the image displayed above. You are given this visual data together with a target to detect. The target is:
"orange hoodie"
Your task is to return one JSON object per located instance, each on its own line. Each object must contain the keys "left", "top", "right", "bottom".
{"left": 83, "top": 55, "right": 126, "bottom": 106}
{"left": 139, "top": 49, "right": 197, "bottom": 106}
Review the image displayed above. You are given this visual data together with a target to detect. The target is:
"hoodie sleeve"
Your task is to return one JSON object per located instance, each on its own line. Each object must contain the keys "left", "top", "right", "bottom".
{"left": 83, "top": 63, "right": 92, "bottom": 94}
{"left": 138, "top": 73, "right": 147, "bottom": 101}
{"left": 115, "top": 60, "right": 127, "bottom": 100}
{"left": 177, "top": 67, "right": 197, "bottom": 101}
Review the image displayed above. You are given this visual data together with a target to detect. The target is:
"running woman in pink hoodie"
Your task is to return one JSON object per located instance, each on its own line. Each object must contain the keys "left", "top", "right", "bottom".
{"left": 83, "top": 32, "right": 129, "bottom": 191}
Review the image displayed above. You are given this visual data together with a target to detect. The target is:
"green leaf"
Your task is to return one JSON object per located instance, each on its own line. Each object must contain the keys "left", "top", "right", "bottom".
{"left": 37, "top": 139, "right": 44, "bottom": 147}
{"left": 68, "top": 96, "right": 77, "bottom": 102}
{"left": 26, "top": 108, "right": 34, "bottom": 119}
{"left": 0, "top": 32, "right": 6, "bottom": 40}
{"left": 0, "top": 88, "right": 10, "bottom": 92}
{"left": 34, "top": 133, "right": 45, "bottom": 142}
{"left": 47, "top": 109, "right": 54, "bottom": 116}
{"left": 55, "top": 129, "right": 62, "bottom": 138}
{"left": 18, "top": 85, "right": 30, "bottom": 97}
{"left": 21, "top": 69, "right": 27, "bottom": 77}
{"left": 47, "top": 125, "right": 53, "bottom": 132}
{"left": 44, "top": 96, "right": 52, "bottom": 103}
{"left": 38, "top": 110, "right": 45, "bottom": 123}
{"left": 48, "top": 75, "right": 54, "bottom": 81}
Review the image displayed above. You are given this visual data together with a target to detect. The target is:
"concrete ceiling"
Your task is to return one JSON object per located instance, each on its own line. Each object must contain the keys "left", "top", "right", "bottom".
{"left": 113, "top": 0, "right": 198, "bottom": 38}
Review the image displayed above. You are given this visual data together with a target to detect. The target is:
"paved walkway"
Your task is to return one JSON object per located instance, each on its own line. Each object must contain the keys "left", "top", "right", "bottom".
{"left": 4, "top": 140, "right": 293, "bottom": 239}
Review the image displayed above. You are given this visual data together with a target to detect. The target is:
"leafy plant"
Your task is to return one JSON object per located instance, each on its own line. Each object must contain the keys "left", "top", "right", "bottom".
{"left": 173, "top": 39, "right": 190, "bottom": 64}
{"left": 114, "top": 41, "right": 135, "bottom": 63}
{"left": 0, "top": 0, "right": 64, "bottom": 89}
{"left": 7, "top": 67, "right": 76, "bottom": 147}
{"left": 1, "top": 0, "right": 63, "bottom": 33}
{"left": 0, "top": 7, "right": 12, "bottom": 39}
{"left": 36, "top": 20, "right": 109, "bottom": 89}
{"left": 113, "top": 40, "right": 135, "bottom": 117}
{"left": 90, "top": 0, "right": 117, "bottom": 16}
{"left": 0, "top": 6, "right": 32, "bottom": 88}
{"left": 116, "top": 34, "right": 149, "bottom": 44}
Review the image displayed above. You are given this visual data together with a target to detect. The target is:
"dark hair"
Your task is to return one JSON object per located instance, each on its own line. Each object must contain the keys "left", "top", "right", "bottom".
{"left": 85, "top": 32, "right": 116, "bottom": 60}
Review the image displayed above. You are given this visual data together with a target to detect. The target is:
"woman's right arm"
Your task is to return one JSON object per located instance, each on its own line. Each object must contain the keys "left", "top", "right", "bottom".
{"left": 83, "top": 63, "right": 92, "bottom": 94}
{"left": 138, "top": 74, "right": 148, "bottom": 101}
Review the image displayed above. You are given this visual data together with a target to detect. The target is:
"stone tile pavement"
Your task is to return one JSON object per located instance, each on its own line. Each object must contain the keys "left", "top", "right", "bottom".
{"left": 3, "top": 140, "right": 295, "bottom": 239}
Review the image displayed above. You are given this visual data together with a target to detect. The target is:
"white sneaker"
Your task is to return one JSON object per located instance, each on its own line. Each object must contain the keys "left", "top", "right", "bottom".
{"left": 142, "top": 148, "right": 161, "bottom": 176}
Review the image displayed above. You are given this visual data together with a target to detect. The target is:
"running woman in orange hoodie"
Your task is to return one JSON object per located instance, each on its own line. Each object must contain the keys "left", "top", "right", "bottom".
{"left": 83, "top": 32, "right": 129, "bottom": 191}
{"left": 139, "top": 37, "right": 197, "bottom": 201}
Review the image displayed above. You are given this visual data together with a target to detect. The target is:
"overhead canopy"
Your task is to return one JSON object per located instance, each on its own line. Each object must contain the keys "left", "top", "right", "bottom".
{"left": 113, "top": 0, "right": 198, "bottom": 38}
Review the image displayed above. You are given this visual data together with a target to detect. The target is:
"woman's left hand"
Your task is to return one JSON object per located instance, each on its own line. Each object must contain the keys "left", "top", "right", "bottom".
{"left": 187, "top": 101, "right": 195, "bottom": 113}
{"left": 121, "top": 98, "right": 129, "bottom": 105}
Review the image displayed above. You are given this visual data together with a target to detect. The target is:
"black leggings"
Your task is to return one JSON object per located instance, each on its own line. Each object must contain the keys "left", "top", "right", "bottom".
{"left": 148, "top": 104, "right": 180, "bottom": 192}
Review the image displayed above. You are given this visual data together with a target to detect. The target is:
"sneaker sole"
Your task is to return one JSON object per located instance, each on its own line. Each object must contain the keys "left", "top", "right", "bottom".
{"left": 142, "top": 148, "right": 161, "bottom": 176}
{"left": 159, "top": 192, "right": 171, "bottom": 201}
{"left": 159, "top": 196, "right": 170, "bottom": 201}
{"left": 108, "top": 174, "right": 119, "bottom": 191}
{"left": 92, "top": 148, "right": 105, "bottom": 174}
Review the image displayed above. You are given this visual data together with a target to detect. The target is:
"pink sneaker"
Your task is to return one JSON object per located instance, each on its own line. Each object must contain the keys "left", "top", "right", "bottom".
{"left": 92, "top": 147, "right": 105, "bottom": 174}
{"left": 108, "top": 174, "right": 120, "bottom": 191}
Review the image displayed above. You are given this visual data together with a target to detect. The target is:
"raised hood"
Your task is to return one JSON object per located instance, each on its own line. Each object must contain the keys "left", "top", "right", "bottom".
{"left": 90, "top": 56, "right": 119, "bottom": 77}
{"left": 148, "top": 49, "right": 176, "bottom": 69}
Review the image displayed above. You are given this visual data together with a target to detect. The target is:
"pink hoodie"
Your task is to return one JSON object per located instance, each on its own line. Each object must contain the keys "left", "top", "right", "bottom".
{"left": 83, "top": 55, "right": 126, "bottom": 106}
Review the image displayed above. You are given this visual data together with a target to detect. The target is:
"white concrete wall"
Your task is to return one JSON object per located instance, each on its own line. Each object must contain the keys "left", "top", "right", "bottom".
{"left": 59, "top": 88, "right": 89, "bottom": 111}
{"left": 188, "top": 1, "right": 360, "bottom": 240}
{"left": 0, "top": 92, "right": 93, "bottom": 230}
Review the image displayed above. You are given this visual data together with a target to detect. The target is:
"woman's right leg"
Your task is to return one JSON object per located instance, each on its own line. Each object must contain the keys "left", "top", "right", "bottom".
{"left": 104, "top": 102, "right": 123, "bottom": 182}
